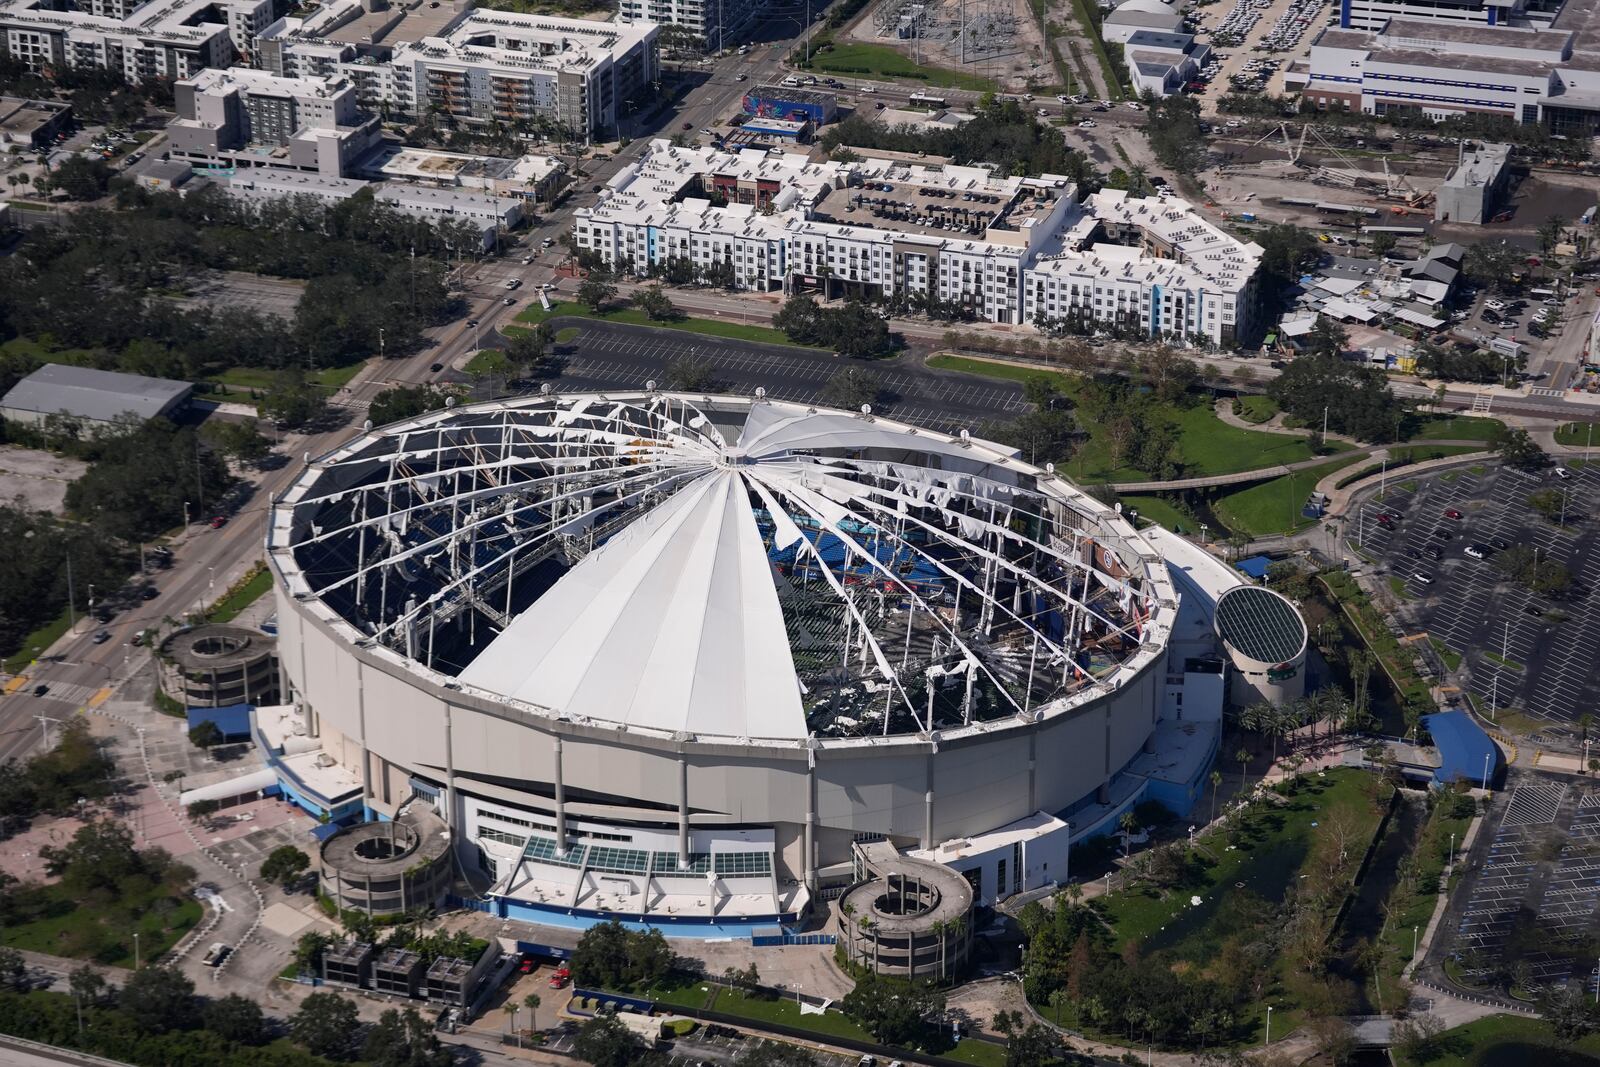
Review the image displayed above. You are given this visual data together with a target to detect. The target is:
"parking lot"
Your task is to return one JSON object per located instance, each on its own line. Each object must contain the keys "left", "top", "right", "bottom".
{"left": 1349, "top": 460, "right": 1600, "bottom": 732}
{"left": 546, "top": 321, "right": 1032, "bottom": 435}
{"left": 1442, "top": 780, "right": 1600, "bottom": 996}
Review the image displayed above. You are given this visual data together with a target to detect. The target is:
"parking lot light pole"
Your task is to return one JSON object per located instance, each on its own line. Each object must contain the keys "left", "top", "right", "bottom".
{"left": 1449, "top": 832, "right": 1456, "bottom": 877}
{"left": 1413, "top": 925, "right": 1419, "bottom": 958}
{"left": 1265, "top": 1005, "right": 1273, "bottom": 1047}
{"left": 1482, "top": 751, "right": 1491, "bottom": 791}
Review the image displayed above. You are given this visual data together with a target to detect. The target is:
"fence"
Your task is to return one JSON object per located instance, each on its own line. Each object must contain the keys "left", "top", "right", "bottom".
{"left": 751, "top": 932, "right": 837, "bottom": 947}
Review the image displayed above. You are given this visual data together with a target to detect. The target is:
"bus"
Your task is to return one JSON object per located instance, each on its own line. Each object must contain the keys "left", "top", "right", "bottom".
{"left": 908, "top": 91, "right": 947, "bottom": 107}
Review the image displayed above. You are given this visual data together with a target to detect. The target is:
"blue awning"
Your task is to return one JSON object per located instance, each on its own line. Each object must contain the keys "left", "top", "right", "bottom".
{"left": 1234, "top": 555, "right": 1272, "bottom": 580}
{"left": 186, "top": 703, "right": 254, "bottom": 740}
{"left": 1423, "top": 710, "right": 1500, "bottom": 787}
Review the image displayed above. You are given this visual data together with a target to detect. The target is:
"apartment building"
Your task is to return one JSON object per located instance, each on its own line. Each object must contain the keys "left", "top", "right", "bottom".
{"left": 618, "top": 0, "right": 755, "bottom": 52}
{"left": 1297, "top": 18, "right": 1600, "bottom": 133}
{"left": 257, "top": 9, "right": 659, "bottom": 140}
{"left": 0, "top": 0, "right": 271, "bottom": 84}
{"left": 573, "top": 141, "right": 1262, "bottom": 345}
{"left": 167, "top": 66, "right": 381, "bottom": 176}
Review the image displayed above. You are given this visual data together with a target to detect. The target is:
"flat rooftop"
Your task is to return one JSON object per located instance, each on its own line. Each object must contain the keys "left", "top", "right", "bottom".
{"left": 814, "top": 183, "right": 1013, "bottom": 241}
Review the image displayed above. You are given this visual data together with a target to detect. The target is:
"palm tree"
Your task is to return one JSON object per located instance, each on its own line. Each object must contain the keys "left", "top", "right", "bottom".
{"left": 1236, "top": 747, "right": 1251, "bottom": 798}
{"left": 1209, "top": 769, "right": 1223, "bottom": 824}
{"left": 1118, "top": 810, "right": 1141, "bottom": 857}
{"left": 1127, "top": 163, "right": 1150, "bottom": 197}
{"left": 502, "top": 1002, "right": 520, "bottom": 1048}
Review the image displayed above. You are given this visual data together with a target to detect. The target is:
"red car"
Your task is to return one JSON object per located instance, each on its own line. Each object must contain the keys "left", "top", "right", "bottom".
{"left": 209, "top": 515, "right": 228, "bottom": 529}
{"left": 519, "top": 957, "right": 536, "bottom": 974}
{"left": 1443, "top": 508, "right": 1463, "bottom": 520}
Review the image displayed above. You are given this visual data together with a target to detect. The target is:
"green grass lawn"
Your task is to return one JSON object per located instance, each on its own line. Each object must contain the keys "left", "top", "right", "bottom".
{"left": 1555, "top": 421, "right": 1600, "bottom": 448}
{"left": 516, "top": 301, "right": 815, "bottom": 349}
{"left": 205, "top": 362, "right": 366, "bottom": 396}
{"left": 555, "top": 327, "right": 580, "bottom": 343}
{"left": 805, "top": 43, "right": 996, "bottom": 91}
{"left": 465, "top": 349, "right": 513, "bottom": 376}
{"left": 1407, "top": 415, "right": 1504, "bottom": 443}
{"left": 1392, "top": 1014, "right": 1600, "bottom": 1067}
{"left": 206, "top": 567, "right": 272, "bottom": 624}
{"left": 1, "top": 882, "right": 202, "bottom": 967}
{"left": 1213, "top": 457, "right": 1364, "bottom": 537}
{"left": 0, "top": 336, "right": 100, "bottom": 367}
{"left": 1483, "top": 652, "right": 1525, "bottom": 671}
{"left": 926, "top": 355, "right": 1350, "bottom": 482}
{"left": 3, "top": 607, "right": 74, "bottom": 674}
{"left": 1429, "top": 637, "right": 1463, "bottom": 672}
{"left": 1371, "top": 797, "right": 1473, "bottom": 1010}
{"left": 1388, "top": 576, "right": 1411, "bottom": 599}
{"left": 1121, "top": 495, "right": 1193, "bottom": 533}
{"left": 1234, "top": 395, "right": 1279, "bottom": 424}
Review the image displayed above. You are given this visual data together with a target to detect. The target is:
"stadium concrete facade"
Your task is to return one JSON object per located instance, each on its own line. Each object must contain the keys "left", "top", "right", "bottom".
{"left": 267, "top": 393, "right": 1237, "bottom": 934}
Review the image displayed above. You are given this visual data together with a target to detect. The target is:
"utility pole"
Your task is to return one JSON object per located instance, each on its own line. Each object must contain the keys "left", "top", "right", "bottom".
{"left": 65, "top": 552, "right": 76, "bottom": 635}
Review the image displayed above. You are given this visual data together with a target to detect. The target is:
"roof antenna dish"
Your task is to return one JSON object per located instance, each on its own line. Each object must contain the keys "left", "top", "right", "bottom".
{"left": 859, "top": 404, "right": 872, "bottom": 418}
{"left": 445, "top": 396, "right": 456, "bottom": 408}
{"left": 363, "top": 420, "right": 373, "bottom": 433}
{"left": 647, "top": 379, "right": 658, "bottom": 391}
{"left": 540, "top": 383, "right": 553, "bottom": 395}
{"left": 958, "top": 429, "right": 971, "bottom": 447}
{"left": 755, "top": 386, "right": 767, "bottom": 401}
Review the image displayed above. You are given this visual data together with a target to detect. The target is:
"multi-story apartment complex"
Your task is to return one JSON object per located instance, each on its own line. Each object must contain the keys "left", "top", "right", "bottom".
{"left": 573, "top": 141, "right": 1262, "bottom": 346}
{"left": 258, "top": 8, "right": 659, "bottom": 140}
{"left": 0, "top": 0, "right": 271, "bottom": 84}
{"left": 618, "top": 0, "right": 754, "bottom": 52}
{"left": 1296, "top": 17, "right": 1600, "bottom": 134}
{"left": 167, "top": 66, "right": 381, "bottom": 176}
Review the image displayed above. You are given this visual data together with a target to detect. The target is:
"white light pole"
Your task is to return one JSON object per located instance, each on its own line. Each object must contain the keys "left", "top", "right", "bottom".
{"left": 1448, "top": 831, "right": 1456, "bottom": 877}
{"left": 1265, "top": 1005, "right": 1273, "bottom": 1047}
{"left": 1482, "top": 751, "right": 1491, "bottom": 791}
{"left": 133, "top": 932, "right": 140, "bottom": 970}
{"left": 1188, "top": 825, "right": 1196, "bottom": 848}
{"left": 1413, "top": 924, "right": 1419, "bottom": 959}
{"left": 208, "top": 566, "right": 216, "bottom": 591}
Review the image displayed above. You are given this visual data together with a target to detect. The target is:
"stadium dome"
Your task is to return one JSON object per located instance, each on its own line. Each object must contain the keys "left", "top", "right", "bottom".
{"left": 269, "top": 393, "right": 1179, "bottom": 930}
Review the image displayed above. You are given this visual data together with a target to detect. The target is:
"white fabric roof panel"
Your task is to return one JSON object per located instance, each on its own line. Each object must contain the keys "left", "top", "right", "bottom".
{"left": 459, "top": 469, "right": 808, "bottom": 740}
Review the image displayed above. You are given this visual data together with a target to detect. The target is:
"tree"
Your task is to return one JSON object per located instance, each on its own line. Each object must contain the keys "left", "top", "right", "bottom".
{"left": 1391, "top": 1014, "right": 1445, "bottom": 1061}
{"left": 202, "top": 993, "right": 267, "bottom": 1045}
{"left": 260, "top": 845, "right": 311, "bottom": 891}
{"left": 1461, "top": 241, "right": 1525, "bottom": 292}
{"left": 569, "top": 920, "right": 672, "bottom": 990}
{"left": 577, "top": 276, "right": 617, "bottom": 313}
{"left": 1209, "top": 769, "right": 1223, "bottom": 824}
{"left": 1003, "top": 1020, "right": 1068, "bottom": 1067}
{"left": 1306, "top": 316, "right": 1349, "bottom": 360}
{"left": 187, "top": 720, "right": 223, "bottom": 749}
{"left": 368, "top": 385, "right": 454, "bottom": 427}
{"left": 0, "top": 947, "right": 25, "bottom": 991}
{"left": 186, "top": 798, "right": 220, "bottom": 822}
{"left": 1118, "top": 810, "right": 1141, "bottom": 856}
{"left": 200, "top": 418, "right": 271, "bottom": 463}
{"left": 63, "top": 418, "right": 234, "bottom": 541}
{"left": 42, "top": 155, "right": 114, "bottom": 200}
{"left": 573, "top": 1012, "right": 653, "bottom": 1067}
{"left": 68, "top": 965, "right": 110, "bottom": 1009}
{"left": 1528, "top": 488, "right": 1568, "bottom": 524}
{"left": 1537, "top": 214, "right": 1568, "bottom": 256}
{"left": 663, "top": 354, "right": 716, "bottom": 391}
{"left": 1236, "top": 747, "right": 1251, "bottom": 797}
{"left": 840, "top": 973, "right": 943, "bottom": 1046}
{"left": 1541, "top": 984, "right": 1600, "bottom": 1044}
{"left": 1268, "top": 355, "right": 1401, "bottom": 443}
{"left": 364, "top": 1006, "right": 453, "bottom": 1067}
{"left": 506, "top": 323, "right": 560, "bottom": 379}
{"left": 292, "top": 991, "right": 361, "bottom": 1060}
{"left": 1368, "top": 231, "right": 1396, "bottom": 257}
{"left": 734, "top": 1040, "right": 819, "bottom": 1066}
{"left": 117, "top": 965, "right": 197, "bottom": 1035}
{"left": 633, "top": 284, "right": 679, "bottom": 322}
{"left": 822, "top": 367, "right": 883, "bottom": 410}
{"left": 1490, "top": 426, "right": 1547, "bottom": 471}
{"left": 260, "top": 369, "right": 327, "bottom": 430}
{"left": 39, "top": 818, "right": 143, "bottom": 891}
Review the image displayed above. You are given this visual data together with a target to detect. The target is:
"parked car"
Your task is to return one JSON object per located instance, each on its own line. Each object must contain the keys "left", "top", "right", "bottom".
{"left": 1411, "top": 572, "right": 1435, "bottom": 586}
{"left": 1443, "top": 507, "right": 1463, "bottom": 520}
{"left": 548, "top": 965, "right": 571, "bottom": 989}
{"left": 1465, "top": 544, "right": 1490, "bottom": 560}
{"left": 92, "top": 630, "right": 111, "bottom": 644}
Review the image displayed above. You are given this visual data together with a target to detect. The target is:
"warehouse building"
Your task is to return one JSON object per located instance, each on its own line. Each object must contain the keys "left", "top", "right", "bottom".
{"left": 0, "top": 363, "right": 193, "bottom": 429}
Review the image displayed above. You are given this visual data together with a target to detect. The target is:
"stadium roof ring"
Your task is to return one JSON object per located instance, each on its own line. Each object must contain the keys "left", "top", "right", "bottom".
{"left": 270, "top": 392, "right": 1178, "bottom": 752}
{"left": 1213, "top": 584, "right": 1308, "bottom": 670}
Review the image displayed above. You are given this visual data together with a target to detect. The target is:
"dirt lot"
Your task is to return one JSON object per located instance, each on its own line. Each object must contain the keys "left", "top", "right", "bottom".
{"left": 0, "top": 447, "right": 88, "bottom": 515}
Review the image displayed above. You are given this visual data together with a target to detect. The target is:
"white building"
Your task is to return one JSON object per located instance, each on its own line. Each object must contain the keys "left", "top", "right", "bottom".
{"left": 1297, "top": 18, "right": 1600, "bottom": 134}
{"left": 218, "top": 169, "right": 523, "bottom": 249}
{"left": 167, "top": 67, "right": 381, "bottom": 177}
{"left": 1338, "top": 0, "right": 1567, "bottom": 33}
{"left": 0, "top": 0, "right": 270, "bottom": 84}
{"left": 573, "top": 141, "right": 1261, "bottom": 345}
{"left": 258, "top": 9, "right": 659, "bottom": 141}
{"left": 619, "top": 0, "right": 753, "bottom": 52}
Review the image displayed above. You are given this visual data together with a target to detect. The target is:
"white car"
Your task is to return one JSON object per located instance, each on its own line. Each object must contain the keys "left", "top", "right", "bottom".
{"left": 1464, "top": 544, "right": 1488, "bottom": 560}
{"left": 1411, "top": 572, "right": 1435, "bottom": 586}
{"left": 1124, "top": 101, "right": 1144, "bottom": 110}
{"left": 1078, "top": 120, "right": 1097, "bottom": 128}
{"left": 859, "top": 85, "right": 876, "bottom": 93}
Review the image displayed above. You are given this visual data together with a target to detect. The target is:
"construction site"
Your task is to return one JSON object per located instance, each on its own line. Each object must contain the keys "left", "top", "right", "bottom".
{"left": 847, "top": 0, "right": 1051, "bottom": 90}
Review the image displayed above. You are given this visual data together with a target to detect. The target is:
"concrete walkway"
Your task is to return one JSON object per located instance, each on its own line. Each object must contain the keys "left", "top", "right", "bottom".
{"left": 1213, "top": 396, "right": 1363, "bottom": 447}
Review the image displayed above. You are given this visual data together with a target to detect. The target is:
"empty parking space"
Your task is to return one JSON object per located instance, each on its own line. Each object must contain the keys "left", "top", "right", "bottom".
{"left": 551, "top": 322, "right": 1029, "bottom": 437}
{"left": 1355, "top": 462, "right": 1600, "bottom": 732}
